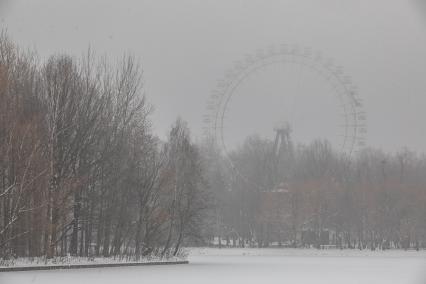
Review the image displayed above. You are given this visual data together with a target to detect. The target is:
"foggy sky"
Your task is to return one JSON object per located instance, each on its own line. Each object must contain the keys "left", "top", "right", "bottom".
{"left": 1, "top": 0, "right": 426, "bottom": 153}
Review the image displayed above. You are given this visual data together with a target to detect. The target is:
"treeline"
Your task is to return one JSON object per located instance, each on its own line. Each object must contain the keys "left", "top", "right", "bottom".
{"left": 1, "top": 33, "right": 425, "bottom": 260}
{"left": 204, "top": 135, "right": 426, "bottom": 250}
{"left": 0, "top": 34, "right": 207, "bottom": 259}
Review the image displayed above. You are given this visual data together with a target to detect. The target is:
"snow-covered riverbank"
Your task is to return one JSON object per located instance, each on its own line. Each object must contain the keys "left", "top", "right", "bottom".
{"left": 1, "top": 248, "right": 425, "bottom": 284}
{"left": 0, "top": 255, "right": 186, "bottom": 269}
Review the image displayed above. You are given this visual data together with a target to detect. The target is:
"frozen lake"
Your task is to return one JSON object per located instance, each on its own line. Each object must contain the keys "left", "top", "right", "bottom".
{"left": 1, "top": 248, "right": 425, "bottom": 284}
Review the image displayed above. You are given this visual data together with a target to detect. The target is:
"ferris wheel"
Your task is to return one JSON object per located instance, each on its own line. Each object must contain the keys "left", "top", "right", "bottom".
{"left": 204, "top": 45, "right": 366, "bottom": 183}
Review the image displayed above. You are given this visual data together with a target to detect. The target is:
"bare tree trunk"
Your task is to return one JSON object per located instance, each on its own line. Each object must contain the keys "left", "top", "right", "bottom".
{"left": 70, "top": 190, "right": 81, "bottom": 255}
{"left": 173, "top": 230, "right": 183, "bottom": 256}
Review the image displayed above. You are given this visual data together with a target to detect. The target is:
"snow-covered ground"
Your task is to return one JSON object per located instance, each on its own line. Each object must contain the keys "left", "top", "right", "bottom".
{"left": 1, "top": 248, "right": 425, "bottom": 284}
{"left": 0, "top": 255, "right": 184, "bottom": 268}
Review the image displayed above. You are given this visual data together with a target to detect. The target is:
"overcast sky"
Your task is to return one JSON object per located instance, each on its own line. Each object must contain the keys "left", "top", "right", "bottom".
{"left": 1, "top": 0, "right": 426, "bottom": 153}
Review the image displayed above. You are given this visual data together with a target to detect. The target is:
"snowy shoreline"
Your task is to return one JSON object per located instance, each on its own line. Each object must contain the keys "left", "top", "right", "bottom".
{"left": 1, "top": 248, "right": 425, "bottom": 284}
{"left": 0, "top": 259, "right": 188, "bottom": 272}
{"left": 0, "top": 255, "right": 187, "bottom": 270}
{"left": 2, "top": 247, "right": 425, "bottom": 272}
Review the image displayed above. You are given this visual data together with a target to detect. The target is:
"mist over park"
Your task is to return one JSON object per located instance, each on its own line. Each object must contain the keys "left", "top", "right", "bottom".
{"left": 0, "top": 1, "right": 426, "bottom": 284}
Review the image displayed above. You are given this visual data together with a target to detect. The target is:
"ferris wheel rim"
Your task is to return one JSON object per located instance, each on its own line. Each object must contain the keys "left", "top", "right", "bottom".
{"left": 204, "top": 45, "right": 366, "bottom": 187}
